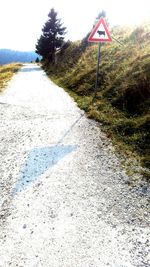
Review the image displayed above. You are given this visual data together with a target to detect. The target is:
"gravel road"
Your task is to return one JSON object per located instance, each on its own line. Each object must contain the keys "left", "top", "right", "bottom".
{"left": 0, "top": 64, "right": 149, "bottom": 267}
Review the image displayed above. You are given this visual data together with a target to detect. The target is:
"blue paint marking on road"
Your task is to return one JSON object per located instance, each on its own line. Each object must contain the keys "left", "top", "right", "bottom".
{"left": 12, "top": 145, "right": 77, "bottom": 195}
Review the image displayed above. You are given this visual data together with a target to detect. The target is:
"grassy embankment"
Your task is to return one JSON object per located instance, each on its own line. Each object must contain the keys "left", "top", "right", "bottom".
{"left": 0, "top": 63, "right": 22, "bottom": 92}
{"left": 43, "top": 22, "right": 150, "bottom": 181}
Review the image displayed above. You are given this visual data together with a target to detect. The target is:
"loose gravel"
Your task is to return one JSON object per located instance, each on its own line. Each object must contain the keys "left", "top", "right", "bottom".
{"left": 0, "top": 64, "right": 149, "bottom": 267}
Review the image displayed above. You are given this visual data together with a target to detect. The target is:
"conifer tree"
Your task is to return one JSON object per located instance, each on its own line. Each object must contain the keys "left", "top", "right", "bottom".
{"left": 36, "top": 8, "right": 66, "bottom": 62}
{"left": 35, "top": 57, "right": 40, "bottom": 63}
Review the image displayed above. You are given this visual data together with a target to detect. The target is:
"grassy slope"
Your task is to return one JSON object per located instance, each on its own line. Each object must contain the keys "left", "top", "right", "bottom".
{"left": 44, "top": 22, "right": 150, "bottom": 180}
{"left": 0, "top": 63, "right": 22, "bottom": 92}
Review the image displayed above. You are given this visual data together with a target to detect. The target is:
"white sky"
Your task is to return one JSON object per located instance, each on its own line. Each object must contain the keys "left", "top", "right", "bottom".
{"left": 0, "top": 0, "right": 150, "bottom": 51}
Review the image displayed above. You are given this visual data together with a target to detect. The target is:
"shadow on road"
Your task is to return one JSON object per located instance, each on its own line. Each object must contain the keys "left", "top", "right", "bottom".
{"left": 12, "top": 145, "right": 77, "bottom": 195}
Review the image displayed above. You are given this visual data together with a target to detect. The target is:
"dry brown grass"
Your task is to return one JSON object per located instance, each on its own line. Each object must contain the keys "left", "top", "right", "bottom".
{"left": 0, "top": 63, "right": 22, "bottom": 92}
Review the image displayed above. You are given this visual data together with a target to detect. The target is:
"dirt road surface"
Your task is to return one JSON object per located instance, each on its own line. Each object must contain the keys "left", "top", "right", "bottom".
{"left": 0, "top": 64, "right": 149, "bottom": 267}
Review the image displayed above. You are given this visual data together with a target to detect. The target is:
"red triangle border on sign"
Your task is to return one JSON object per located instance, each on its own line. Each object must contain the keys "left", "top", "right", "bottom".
{"left": 88, "top": 17, "right": 112, "bottom": 43}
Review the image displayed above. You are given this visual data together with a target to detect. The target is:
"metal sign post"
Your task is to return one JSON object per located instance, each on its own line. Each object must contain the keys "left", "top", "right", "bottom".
{"left": 94, "top": 43, "right": 101, "bottom": 100}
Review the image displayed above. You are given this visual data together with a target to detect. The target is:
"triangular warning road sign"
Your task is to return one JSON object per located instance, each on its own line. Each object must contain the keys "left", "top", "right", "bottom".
{"left": 88, "top": 17, "right": 112, "bottom": 43}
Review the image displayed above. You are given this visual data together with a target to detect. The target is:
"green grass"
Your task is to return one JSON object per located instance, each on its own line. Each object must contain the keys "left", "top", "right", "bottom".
{"left": 43, "top": 22, "right": 150, "bottom": 181}
{"left": 0, "top": 63, "right": 22, "bottom": 92}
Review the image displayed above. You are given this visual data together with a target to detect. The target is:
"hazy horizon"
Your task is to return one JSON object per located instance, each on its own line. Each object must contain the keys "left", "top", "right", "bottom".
{"left": 0, "top": 0, "right": 150, "bottom": 51}
{"left": 0, "top": 48, "right": 38, "bottom": 52}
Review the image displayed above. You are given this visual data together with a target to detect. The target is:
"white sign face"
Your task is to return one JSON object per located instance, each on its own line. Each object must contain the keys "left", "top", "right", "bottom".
{"left": 88, "top": 17, "right": 112, "bottom": 43}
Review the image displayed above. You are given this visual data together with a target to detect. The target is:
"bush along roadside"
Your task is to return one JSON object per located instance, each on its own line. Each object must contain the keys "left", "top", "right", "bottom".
{"left": 43, "top": 22, "right": 150, "bottom": 182}
{"left": 0, "top": 63, "right": 22, "bottom": 92}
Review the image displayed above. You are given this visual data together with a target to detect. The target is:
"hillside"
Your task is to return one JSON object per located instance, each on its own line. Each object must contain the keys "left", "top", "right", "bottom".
{"left": 43, "top": 22, "right": 150, "bottom": 179}
{"left": 0, "top": 49, "right": 39, "bottom": 64}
